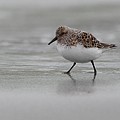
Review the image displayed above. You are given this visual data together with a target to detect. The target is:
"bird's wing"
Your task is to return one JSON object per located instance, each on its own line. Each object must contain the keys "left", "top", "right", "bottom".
{"left": 77, "top": 31, "right": 116, "bottom": 48}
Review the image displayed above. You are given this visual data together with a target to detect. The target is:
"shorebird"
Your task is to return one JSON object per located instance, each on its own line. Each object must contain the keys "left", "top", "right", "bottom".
{"left": 48, "top": 26, "right": 116, "bottom": 80}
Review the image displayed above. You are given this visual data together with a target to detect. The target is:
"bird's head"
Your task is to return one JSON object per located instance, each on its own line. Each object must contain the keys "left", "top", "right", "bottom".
{"left": 48, "top": 26, "right": 68, "bottom": 45}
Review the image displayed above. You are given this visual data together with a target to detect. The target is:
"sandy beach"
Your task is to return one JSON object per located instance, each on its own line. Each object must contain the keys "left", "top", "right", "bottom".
{"left": 0, "top": 1, "right": 120, "bottom": 120}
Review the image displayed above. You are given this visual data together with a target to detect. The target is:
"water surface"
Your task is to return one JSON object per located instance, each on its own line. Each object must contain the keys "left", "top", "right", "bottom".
{"left": 0, "top": 3, "right": 120, "bottom": 120}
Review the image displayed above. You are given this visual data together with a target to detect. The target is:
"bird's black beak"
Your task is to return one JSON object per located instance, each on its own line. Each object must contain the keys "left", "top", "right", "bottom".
{"left": 48, "top": 36, "right": 57, "bottom": 45}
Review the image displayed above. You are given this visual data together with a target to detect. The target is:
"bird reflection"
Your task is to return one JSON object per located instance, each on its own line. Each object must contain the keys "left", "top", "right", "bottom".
{"left": 57, "top": 73, "right": 95, "bottom": 95}
{"left": 66, "top": 73, "right": 76, "bottom": 84}
{"left": 66, "top": 73, "right": 95, "bottom": 85}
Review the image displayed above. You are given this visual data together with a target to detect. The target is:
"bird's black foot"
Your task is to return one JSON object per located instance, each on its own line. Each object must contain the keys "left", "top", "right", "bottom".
{"left": 92, "top": 74, "right": 96, "bottom": 84}
{"left": 63, "top": 71, "right": 71, "bottom": 75}
{"left": 63, "top": 62, "right": 76, "bottom": 75}
{"left": 91, "top": 60, "right": 97, "bottom": 84}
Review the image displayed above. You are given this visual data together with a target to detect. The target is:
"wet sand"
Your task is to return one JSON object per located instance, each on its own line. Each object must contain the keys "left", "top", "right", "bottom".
{"left": 0, "top": 46, "right": 120, "bottom": 120}
{"left": 0, "top": 3, "right": 120, "bottom": 120}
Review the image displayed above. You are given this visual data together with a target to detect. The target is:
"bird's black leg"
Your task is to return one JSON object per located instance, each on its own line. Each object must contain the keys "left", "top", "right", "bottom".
{"left": 91, "top": 60, "right": 97, "bottom": 81}
{"left": 64, "top": 62, "right": 76, "bottom": 74}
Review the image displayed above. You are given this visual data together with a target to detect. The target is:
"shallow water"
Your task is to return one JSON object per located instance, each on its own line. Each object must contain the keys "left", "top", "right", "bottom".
{"left": 0, "top": 3, "right": 120, "bottom": 120}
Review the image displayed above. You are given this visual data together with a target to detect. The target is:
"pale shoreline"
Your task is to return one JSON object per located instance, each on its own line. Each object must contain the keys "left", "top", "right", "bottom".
{"left": 0, "top": 3, "right": 120, "bottom": 120}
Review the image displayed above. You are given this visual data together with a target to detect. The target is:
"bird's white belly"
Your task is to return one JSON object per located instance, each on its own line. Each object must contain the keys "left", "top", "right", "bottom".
{"left": 57, "top": 44, "right": 102, "bottom": 63}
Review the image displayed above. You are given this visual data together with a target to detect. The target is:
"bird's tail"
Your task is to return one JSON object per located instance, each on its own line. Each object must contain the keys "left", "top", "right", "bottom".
{"left": 100, "top": 42, "right": 117, "bottom": 49}
{"left": 100, "top": 43, "right": 117, "bottom": 53}
{"left": 109, "top": 44, "right": 117, "bottom": 48}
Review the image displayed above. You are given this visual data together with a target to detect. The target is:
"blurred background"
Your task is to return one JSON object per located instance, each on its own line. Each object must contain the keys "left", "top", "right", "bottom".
{"left": 0, "top": 0, "right": 120, "bottom": 46}
{"left": 0, "top": 0, "right": 120, "bottom": 44}
{"left": 0, "top": 1, "right": 120, "bottom": 120}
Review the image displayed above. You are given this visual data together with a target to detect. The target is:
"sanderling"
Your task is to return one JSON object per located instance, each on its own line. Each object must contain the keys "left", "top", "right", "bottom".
{"left": 48, "top": 26, "right": 116, "bottom": 80}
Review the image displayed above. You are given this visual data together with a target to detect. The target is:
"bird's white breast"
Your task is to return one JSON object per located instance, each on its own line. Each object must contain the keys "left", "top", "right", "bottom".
{"left": 57, "top": 44, "right": 102, "bottom": 63}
